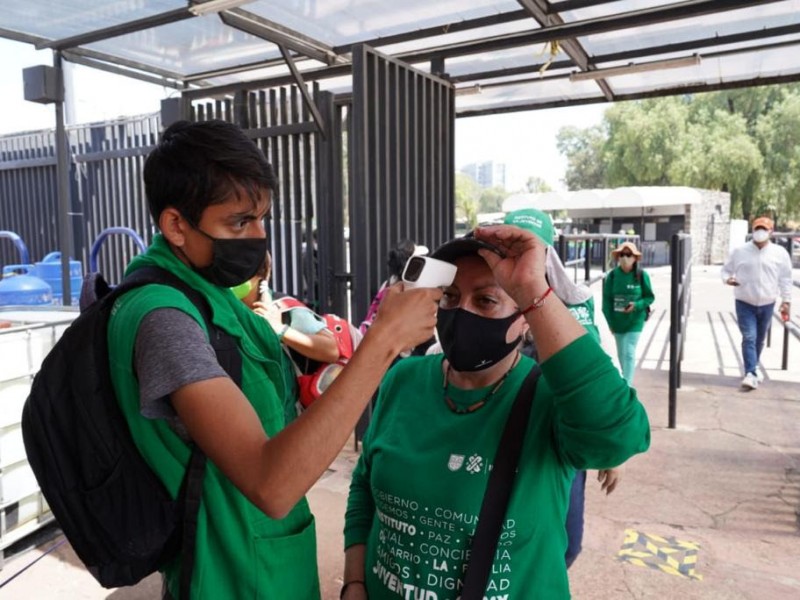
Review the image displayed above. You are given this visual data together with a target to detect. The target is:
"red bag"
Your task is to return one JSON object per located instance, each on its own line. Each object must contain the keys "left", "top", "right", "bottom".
{"left": 270, "top": 297, "right": 360, "bottom": 408}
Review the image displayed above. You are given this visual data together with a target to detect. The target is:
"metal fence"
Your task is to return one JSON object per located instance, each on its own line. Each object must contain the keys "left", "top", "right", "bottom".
{"left": 0, "top": 116, "right": 160, "bottom": 286}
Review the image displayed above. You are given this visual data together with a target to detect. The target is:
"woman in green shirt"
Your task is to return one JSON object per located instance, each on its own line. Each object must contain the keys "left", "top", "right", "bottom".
{"left": 601, "top": 242, "right": 655, "bottom": 384}
{"left": 343, "top": 213, "right": 650, "bottom": 600}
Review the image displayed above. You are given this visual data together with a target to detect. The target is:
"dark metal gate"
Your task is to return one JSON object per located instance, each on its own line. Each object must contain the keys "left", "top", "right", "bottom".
{"left": 350, "top": 45, "right": 455, "bottom": 323}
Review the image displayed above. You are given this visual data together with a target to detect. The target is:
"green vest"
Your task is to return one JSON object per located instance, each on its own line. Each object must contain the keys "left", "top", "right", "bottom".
{"left": 107, "top": 234, "right": 320, "bottom": 599}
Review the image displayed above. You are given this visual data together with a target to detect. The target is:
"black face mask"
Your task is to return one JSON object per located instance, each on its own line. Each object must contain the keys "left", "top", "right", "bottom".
{"left": 190, "top": 227, "right": 268, "bottom": 288}
{"left": 436, "top": 307, "right": 522, "bottom": 372}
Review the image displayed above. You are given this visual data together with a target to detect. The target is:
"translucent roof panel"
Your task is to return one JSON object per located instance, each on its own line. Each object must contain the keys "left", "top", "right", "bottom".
{"left": 456, "top": 77, "right": 604, "bottom": 114}
{"left": 0, "top": 0, "right": 182, "bottom": 40}
{"left": 85, "top": 15, "right": 281, "bottom": 76}
{"left": 607, "top": 43, "right": 800, "bottom": 97}
{"left": 3, "top": 0, "right": 800, "bottom": 115}
{"left": 572, "top": 1, "right": 800, "bottom": 58}
{"left": 245, "top": 0, "right": 521, "bottom": 47}
{"left": 438, "top": 44, "right": 570, "bottom": 80}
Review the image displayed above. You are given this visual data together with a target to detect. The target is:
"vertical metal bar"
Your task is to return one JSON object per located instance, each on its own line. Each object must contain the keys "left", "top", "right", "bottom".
{"left": 291, "top": 86, "right": 303, "bottom": 298}
{"left": 54, "top": 52, "right": 74, "bottom": 305}
{"left": 279, "top": 87, "right": 292, "bottom": 296}
{"left": 668, "top": 233, "right": 679, "bottom": 429}
{"left": 782, "top": 325, "right": 789, "bottom": 370}
{"left": 584, "top": 239, "right": 591, "bottom": 282}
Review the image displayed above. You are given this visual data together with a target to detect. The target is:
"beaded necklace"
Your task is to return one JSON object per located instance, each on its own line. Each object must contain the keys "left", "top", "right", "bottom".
{"left": 442, "top": 352, "right": 520, "bottom": 415}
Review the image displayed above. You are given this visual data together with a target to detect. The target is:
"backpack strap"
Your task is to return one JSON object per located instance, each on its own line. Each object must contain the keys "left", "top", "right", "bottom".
{"left": 114, "top": 266, "right": 242, "bottom": 600}
{"left": 460, "top": 365, "right": 542, "bottom": 600}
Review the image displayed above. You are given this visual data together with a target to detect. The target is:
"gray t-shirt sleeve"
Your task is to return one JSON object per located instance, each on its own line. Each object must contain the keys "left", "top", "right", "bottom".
{"left": 134, "top": 308, "right": 228, "bottom": 432}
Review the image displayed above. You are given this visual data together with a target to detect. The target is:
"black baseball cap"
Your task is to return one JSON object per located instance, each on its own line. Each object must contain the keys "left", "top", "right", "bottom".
{"left": 430, "top": 231, "right": 505, "bottom": 264}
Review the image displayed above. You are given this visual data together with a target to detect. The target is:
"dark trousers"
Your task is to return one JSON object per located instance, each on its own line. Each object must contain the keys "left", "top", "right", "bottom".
{"left": 565, "top": 470, "right": 587, "bottom": 568}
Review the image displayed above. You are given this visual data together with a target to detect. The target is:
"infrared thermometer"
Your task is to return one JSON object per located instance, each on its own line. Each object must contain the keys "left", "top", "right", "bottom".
{"left": 401, "top": 256, "right": 457, "bottom": 289}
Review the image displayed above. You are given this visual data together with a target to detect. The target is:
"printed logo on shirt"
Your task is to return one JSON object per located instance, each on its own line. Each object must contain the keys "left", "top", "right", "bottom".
{"left": 447, "top": 454, "right": 465, "bottom": 471}
{"left": 465, "top": 454, "right": 484, "bottom": 474}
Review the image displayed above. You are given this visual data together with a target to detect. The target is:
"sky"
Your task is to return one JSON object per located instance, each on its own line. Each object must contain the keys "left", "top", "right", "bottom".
{"left": 0, "top": 38, "right": 607, "bottom": 192}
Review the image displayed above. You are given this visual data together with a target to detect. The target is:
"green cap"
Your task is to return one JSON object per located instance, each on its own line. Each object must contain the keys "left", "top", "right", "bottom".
{"left": 503, "top": 208, "right": 554, "bottom": 246}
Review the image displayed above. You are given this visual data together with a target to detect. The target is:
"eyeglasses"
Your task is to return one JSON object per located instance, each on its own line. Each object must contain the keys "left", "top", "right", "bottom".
{"left": 618, "top": 253, "right": 634, "bottom": 258}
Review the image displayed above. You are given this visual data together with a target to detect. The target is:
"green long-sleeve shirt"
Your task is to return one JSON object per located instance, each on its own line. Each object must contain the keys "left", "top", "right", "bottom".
{"left": 602, "top": 266, "right": 655, "bottom": 333}
{"left": 345, "top": 335, "right": 650, "bottom": 599}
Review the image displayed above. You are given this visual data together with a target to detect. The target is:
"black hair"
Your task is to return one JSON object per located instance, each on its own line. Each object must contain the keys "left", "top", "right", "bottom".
{"left": 144, "top": 120, "right": 278, "bottom": 226}
{"left": 387, "top": 239, "right": 417, "bottom": 279}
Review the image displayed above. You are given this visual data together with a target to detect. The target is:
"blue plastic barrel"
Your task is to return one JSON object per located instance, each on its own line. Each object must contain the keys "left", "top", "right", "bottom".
{"left": 35, "top": 252, "right": 83, "bottom": 305}
{"left": 0, "top": 264, "right": 53, "bottom": 306}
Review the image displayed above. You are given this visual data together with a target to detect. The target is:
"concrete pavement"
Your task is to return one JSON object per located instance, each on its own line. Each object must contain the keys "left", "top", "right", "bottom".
{"left": 1, "top": 265, "right": 798, "bottom": 599}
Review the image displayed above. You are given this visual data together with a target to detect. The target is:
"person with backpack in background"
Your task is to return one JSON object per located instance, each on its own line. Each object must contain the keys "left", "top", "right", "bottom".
{"left": 45, "top": 120, "right": 440, "bottom": 599}
{"left": 602, "top": 241, "right": 655, "bottom": 384}
{"left": 359, "top": 238, "right": 428, "bottom": 335}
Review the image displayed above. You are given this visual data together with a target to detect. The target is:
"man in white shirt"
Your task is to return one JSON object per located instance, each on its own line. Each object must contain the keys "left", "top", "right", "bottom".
{"left": 722, "top": 216, "right": 792, "bottom": 390}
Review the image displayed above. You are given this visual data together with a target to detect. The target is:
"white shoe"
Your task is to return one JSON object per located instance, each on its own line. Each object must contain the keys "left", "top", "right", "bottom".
{"left": 756, "top": 371, "right": 764, "bottom": 383}
{"left": 741, "top": 373, "right": 758, "bottom": 390}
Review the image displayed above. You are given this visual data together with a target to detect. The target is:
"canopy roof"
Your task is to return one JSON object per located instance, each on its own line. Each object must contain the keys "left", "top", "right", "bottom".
{"left": 3, "top": 0, "right": 800, "bottom": 116}
{"left": 504, "top": 186, "right": 704, "bottom": 211}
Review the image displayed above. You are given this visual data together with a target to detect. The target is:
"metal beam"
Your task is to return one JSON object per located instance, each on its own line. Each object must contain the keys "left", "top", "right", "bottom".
{"left": 450, "top": 22, "right": 800, "bottom": 84}
{"left": 277, "top": 44, "right": 327, "bottom": 139}
{"left": 184, "top": 55, "right": 289, "bottom": 82}
{"left": 37, "top": 7, "right": 195, "bottom": 51}
{"left": 458, "top": 70, "right": 800, "bottom": 118}
{"left": 396, "top": 0, "right": 788, "bottom": 63}
{"left": 331, "top": 10, "right": 529, "bottom": 55}
{"left": 0, "top": 27, "right": 49, "bottom": 46}
{"left": 595, "top": 21, "right": 800, "bottom": 64}
{"left": 517, "top": 0, "right": 614, "bottom": 101}
{"left": 182, "top": 63, "right": 352, "bottom": 99}
{"left": 548, "top": 0, "right": 625, "bottom": 13}
{"left": 60, "top": 47, "right": 186, "bottom": 82}
{"left": 222, "top": 8, "right": 341, "bottom": 65}
{"left": 62, "top": 51, "right": 184, "bottom": 89}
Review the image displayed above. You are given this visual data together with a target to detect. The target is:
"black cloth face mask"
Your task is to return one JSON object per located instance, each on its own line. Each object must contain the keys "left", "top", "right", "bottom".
{"left": 436, "top": 307, "right": 522, "bottom": 372}
{"left": 189, "top": 227, "right": 268, "bottom": 288}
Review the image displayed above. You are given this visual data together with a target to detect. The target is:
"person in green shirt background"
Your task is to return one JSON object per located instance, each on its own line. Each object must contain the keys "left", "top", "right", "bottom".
{"left": 342, "top": 209, "right": 650, "bottom": 600}
{"left": 601, "top": 241, "right": 655, "bottom": 384}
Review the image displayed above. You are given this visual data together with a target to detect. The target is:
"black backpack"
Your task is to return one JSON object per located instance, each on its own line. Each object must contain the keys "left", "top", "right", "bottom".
{"left": 21, "top": 266, "right": 242, "bottom": 598}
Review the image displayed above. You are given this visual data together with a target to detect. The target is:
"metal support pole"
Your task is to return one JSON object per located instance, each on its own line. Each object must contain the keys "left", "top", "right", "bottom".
{"left": 668, "top": 234, "right": 680, "bottom": 429}
{"left": 557, "top": 234, "right": 567, "bottom": 264}
{"left": 782, "top": 325, "right": 789, "bottom": 370}
{"left": 54, "top": 51, "right": 74, "bottom": 306}
{"left": 584, "top": 239, "right": 591, "bottom": 282}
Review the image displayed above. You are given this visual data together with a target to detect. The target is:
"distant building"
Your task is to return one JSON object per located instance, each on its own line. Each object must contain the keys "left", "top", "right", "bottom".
{"left": 503, "top": 186, "right": 732, "bottom": 266}
{"left": 461, "top": 161, "right": 506, "bottom": 189}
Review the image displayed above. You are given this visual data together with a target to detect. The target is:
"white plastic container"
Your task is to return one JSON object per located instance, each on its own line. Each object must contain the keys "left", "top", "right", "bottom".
{"left": 0, "top": 307, "right": 77, "bottom": 552}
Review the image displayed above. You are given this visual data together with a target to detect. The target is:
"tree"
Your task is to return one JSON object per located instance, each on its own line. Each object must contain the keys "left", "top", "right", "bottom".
{"left": 455, "top": 172, "right": 480, "bottom": 228}
{"left": 554, "top": 85, "right": 800, "bottom": 220}
{"left": 604, "top": 97, "right": 690, "bottom": 186}
{"left": 556, "top": 124, "right": 607, "bottom": 190}
{"left": 478, "top": 186, "right": 506, "bottom": 213}
{"left": 755, "top": 91, "right": 800, "bottom": 221}
{"left": 525, "top": 176, "right": 553, "bottom": 193}
{"left": 670, "top": 107, "right": 762, "bottom": 219}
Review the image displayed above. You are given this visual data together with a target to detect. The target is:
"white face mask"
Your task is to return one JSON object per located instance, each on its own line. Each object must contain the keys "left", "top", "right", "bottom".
{"left": 618, "top": 256, "right": 636, "bottom": 270}
{"left": 752, "top": 229, "right": 770, "bottom": 243}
